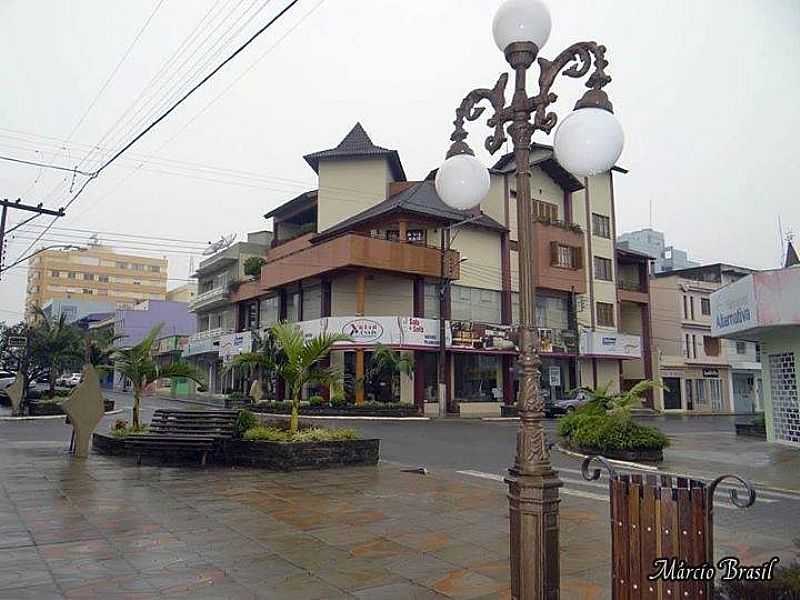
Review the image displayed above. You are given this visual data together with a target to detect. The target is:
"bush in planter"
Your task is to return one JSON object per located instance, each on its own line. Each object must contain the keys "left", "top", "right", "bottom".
{"left": 752, "top": 413, "right": 766, "bottom": 428}
{"left": 235, "top": 410, "right": 258, "bottom": 437}
{"left": 330, "top": 392, "right": 349, "bottom": 407}
{"left": 308, "top": 395, "right": 326, "bottom": 407}
{"left": 110, "top": 419, "right": 148, "bottom": 438}
{"left": 243, "top": 425, "right": 358, "bottom": 442}
{"left": 558, "top": 380, "right": 669, "bottom": 454}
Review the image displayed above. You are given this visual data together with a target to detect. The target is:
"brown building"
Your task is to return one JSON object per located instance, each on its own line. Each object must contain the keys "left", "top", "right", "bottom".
{"left": 228, "top": 123, "right": 649, "bottom": 414}
{"left": 25, "top": 245, "right": 168, "bottom": 322}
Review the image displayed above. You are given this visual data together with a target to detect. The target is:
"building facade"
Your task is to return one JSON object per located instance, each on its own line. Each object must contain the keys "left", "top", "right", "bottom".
{"left": 40, "top": 297, "right": 116, "bottom": 324}
{"left": 711, "top": 259, "right": 800, "bottom": 446}
{"left": 225, "top": 123, "right": 646, "bottom": 415}
{"left": 25, "top": 245, "right": 167, "bottom": 321}
{"left": 182, "top": 231, "right": 272, "bottom": 395}
{"left": 650, "top": 263, "right": 761, "bottom": 413}
{"left": 618, "top": 228, "right": 699, "bottom": 273}
{"left": 166, "top": 282, "right": 197, "bottom": 303}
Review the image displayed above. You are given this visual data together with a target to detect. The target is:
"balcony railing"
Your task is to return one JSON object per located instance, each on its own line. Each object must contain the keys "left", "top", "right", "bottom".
{"left": 618, "top": 279, "right": 645, "bottom": 292}
{"left": 189, "top": 327, "right": 231, "bottom": 343}
{"left": 189, "top": 286, "right": 228, "bottom": 311}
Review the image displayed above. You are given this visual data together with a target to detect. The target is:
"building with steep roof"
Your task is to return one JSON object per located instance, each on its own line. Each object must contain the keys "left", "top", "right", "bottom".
{"left": 227, "top": 123, "right": 646, "bottom": 414}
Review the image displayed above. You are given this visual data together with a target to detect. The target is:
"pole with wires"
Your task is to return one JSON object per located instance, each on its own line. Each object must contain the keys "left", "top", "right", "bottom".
{"left": 0, "top": 199, "right": 65, "bottom": 280}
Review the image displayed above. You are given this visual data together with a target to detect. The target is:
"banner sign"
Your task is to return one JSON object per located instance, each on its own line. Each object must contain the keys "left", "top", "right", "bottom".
{"left": 219, "top": 331, "right": 253, "bottom": 363}
{"left": 579, "top": 331, "right": 642, "bottom": 359}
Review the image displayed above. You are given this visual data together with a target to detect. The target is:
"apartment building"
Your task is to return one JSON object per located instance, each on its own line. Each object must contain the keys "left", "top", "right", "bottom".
{"left": 25, "top": 245, "right": 167, "bottom": 322}
{"left": 183, "top": 231, "right": 272, "bottom": 394}
{"left": 225, "top": 123, "right": 645, "bottom": 415}
{"left": 650, "top": 263, "right": 761, "bottom": 413}
{"left": 166, "top": 282, "right": 197, "bottom": 303}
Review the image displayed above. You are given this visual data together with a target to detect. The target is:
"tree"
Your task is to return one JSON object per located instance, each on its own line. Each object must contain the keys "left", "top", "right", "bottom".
{"left": 243, "top": 256, "right": 266, "bottom": 278}
{"left": 271, "top": 322, "right": 350, "bottom": 434}
{"left": 583, "top": 379, "right": 663, "bottom": 418}
{"left": 112, "top": 323, "right": 205, "bottom": 429}
{"left": 0, "top": 321, "right": 45, "bottom": 411}
{"left": 83, "top": 328, "right": 124, "bottom": 369}
{"left": 366, "top": 345, "right": 414, "bottom": 402}
{"left": 30, "top": 307, "right": 83, "bottom": 395}
{"left": 224, "top": 328, "right": 286, "bottom": 399}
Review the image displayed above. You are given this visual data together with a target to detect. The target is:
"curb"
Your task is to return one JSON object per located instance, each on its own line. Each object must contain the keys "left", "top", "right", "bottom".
{"left": 255, "top": 412, "right": 430, "bottom": 422}
{"left": 154, "top": 396, "right": 226, "bottom": 408}
{"left": 554, "top": 444, "right": 660, "bottom": 472}
{"left": 0, "top": 408, "right": 124, "bottom": 422}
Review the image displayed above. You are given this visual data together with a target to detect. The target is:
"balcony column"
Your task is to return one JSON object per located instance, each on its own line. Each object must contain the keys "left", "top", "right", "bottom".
{"left": 398, "top": 219, "right": 408, "bottom": 242}
{"left": 355, "top": 271, "right": 366, "bottom": 405}
{"left": 641, "top": 303, "right": 654, "bottom": 408}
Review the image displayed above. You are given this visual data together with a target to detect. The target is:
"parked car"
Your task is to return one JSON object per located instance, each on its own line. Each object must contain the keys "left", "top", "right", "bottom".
{"left": 65, "top": 373, "right": 83, "bottom": 387}
{"left": 0, "top": 371, "right": 16, "bottom": 396}
{"left": 56, "top": 374, "right": 71, "bottom": 387}
{"left": 552, "top": 388, "right": 593, "bottom": 415}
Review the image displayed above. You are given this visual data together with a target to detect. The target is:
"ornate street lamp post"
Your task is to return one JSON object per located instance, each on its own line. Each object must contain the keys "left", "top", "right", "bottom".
{"left": 435, "top": 1, "right": 624, "bottom": 598}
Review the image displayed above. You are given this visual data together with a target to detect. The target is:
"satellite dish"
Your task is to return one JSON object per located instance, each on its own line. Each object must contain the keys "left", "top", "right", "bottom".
{"left": 202, "top": 233, "right": 237, "bottom": 255}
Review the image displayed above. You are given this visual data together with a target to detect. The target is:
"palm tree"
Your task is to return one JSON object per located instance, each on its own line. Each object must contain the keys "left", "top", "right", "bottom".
{"left": 367, "top": 345, "right": 414, "bottom": 402}
{"left": 224, "top": 329, "right": 286, "bottom": 399}
{"left": 30, "top": 307, "right": 84, "bottom": 395}
{"left": 112, "top": 323, "right": 204, "bottom": 429}
{"left": 584, "top": 379, "right": 663, "bottom": 418}
{"left": 271, "top": 322, "right": 350, "bottom": 434}
{"left": 83, "top": 328, "right": 124, "bottom": 369}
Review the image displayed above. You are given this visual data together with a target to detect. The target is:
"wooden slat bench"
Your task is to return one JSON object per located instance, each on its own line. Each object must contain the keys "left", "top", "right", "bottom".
{"left": 125, "top": 409, "right": 240, "bottom": 466}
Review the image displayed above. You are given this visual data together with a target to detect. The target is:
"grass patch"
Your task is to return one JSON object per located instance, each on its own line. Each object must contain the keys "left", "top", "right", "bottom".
{"left": 243, "top": 426, "right": 358, "bottom": 443}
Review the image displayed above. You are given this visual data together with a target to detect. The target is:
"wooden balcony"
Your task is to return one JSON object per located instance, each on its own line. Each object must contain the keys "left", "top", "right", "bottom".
{"left": 260, "top": 233, "right": 460, "bottom": 289}
{"left": 531, "top": 221, "right": 587, "bottom": 294}
{"left": 617, "top": 279, "right": 650, "bottom": 304}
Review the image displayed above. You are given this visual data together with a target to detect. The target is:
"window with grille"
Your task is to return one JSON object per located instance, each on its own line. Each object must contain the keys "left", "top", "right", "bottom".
{"left": 550, "top": 242, "right": 582, "bottom": 269}
{"left": 591, "top": 213, "right": 611, "bottom": 238}
{"left": 596, "top": 302, "right": 614, "bottom": 327}
{"left": 593, "top": 256, "right": 613, "bottom": 281}
{"left": 736, "top": 341, "right": 746, "bottom": 354}
{"left": 701, "top": 298, "right": 711, "bottom": 315}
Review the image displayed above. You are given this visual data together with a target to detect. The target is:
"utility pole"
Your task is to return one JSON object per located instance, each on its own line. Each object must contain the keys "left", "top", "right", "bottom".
{"left": 0, "top": 199, "right": 65, "bottom": 280}
{"left": 438, "top": 228, "right": 450, "bottom": 417}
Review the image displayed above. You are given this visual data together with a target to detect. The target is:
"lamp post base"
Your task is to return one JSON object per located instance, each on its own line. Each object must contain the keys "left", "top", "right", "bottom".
{"left": 506, "top": 467, "right": 563, "bottom": 600}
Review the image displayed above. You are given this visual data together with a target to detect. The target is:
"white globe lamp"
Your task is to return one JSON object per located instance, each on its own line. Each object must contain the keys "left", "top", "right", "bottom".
{"left": 492, "top": 0, "right": 552, "bottom": 53}
{"left": 435, "top": 154, "right": 490, "bottom": 211}
{"left": 553, "top": 108, "right": 624, "bottom": 177}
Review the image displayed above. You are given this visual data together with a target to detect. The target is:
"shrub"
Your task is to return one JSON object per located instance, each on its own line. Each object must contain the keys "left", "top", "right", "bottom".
{"left": 235, "top": 410, "right": 258, "bottom": 437}
{"left": 330, "top": 392, "right": 349, "bottom": 407}
{"left": 227, "top": 391, "right": 249, "bottom": 402}
{"left": 243, "top": 256, "right": 266, "bottom": 278}
{"left": 110, "top": 422, "right": 148, "bottom": 438}
{"left": 569, "top": 414, "right": 669, "bottom": 451}
{"left": 243, "top": 425, "right": 358, "bottom": 443}
{"left": 308, "top": 395, "right": 326, "bottom": 407}
{"left": 752, "top": 413, "right": 766, "bottom": 428}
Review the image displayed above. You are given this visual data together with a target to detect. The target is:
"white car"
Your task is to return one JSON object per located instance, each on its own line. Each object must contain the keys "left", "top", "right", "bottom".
{"left": 65, "top": 373, "right": 82, "bottom": 387}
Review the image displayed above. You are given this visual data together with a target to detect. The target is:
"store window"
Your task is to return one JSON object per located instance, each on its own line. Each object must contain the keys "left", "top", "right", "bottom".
{"left": 424, "top": 282, "right": 440, "bottom": 319}
{"left": 302, "top": 285, "right": 322, "bottom": 321}
{"left": 451, "top": 286, "right": 501, "bottom": 324}
{"left": 454, "top": 354, "right": 500, "bottom": 402}
{"left": 259, "top": 296, "right": 279, "bottom": 328}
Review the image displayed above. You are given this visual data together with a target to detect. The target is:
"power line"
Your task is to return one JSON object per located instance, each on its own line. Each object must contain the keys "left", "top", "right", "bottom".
{"left": 65, "top": 0, "right": 167, "bottom": 144}
{"left": 11, "top": 0, "right": 302, "bottom": 266}
{"left": 21, "top": 223, "right": 209, "bottom": 245}
{"left": 0, "top": 155, "right": 92, "bottom": 176}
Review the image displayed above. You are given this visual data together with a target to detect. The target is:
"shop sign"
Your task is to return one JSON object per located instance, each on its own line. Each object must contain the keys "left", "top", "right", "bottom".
{"left": 711, "top": 276, "right": 756, "bottom": 336}
{"left": 183, "top": 337, "right": 218, "bottom": 357}
{"left": 579, "top": 331, "right": 642, "bottom": 359}
{"left": 702, "top": 368, "right": 720, "bottom": 378}
{"left": 340, "top": 318, "right": 384, "bottom": 343}
{"left": 450, "top": 321, "right": 516, "bottom": 351}
{"left": 219, "top": 331, "right": 253, "bottom": 363}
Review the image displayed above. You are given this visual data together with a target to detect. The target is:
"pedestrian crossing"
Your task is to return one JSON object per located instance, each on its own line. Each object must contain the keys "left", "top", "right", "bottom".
{"left": 456, "top": 468, "right": 793, "bottom": 510}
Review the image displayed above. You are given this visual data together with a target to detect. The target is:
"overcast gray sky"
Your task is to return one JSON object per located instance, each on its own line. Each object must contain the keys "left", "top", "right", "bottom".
{"left": 1, "top": 0, "right": 799, "bottom": 321}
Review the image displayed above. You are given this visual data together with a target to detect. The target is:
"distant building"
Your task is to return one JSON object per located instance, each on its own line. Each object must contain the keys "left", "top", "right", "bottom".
{"left": 618, "top": 228, "right": 699, "bottom": 273}
{"left": 166, "top": 282, "right": 197, "bottom": 303}
{"left": 183, "top": 231, "right": 272, "bottom": 395}
{"left": 711, "top": 243, "right": 800, "bottom": 446}
{"left": 89, "top": 299, "right": 196, "bottom": 390}
{"left": 40, "top": 297, "right": 115, "bottom": 324}
{"left": 650, "top": 263, "right": 761, "bottom": 414}
{"left": 25, "top": 245, "right": 168, "bottom": 322}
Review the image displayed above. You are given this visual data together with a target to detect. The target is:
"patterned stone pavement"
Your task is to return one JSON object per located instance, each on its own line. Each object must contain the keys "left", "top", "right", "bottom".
{"left": 0, "top": 445, "right": 615, "bottom": 600}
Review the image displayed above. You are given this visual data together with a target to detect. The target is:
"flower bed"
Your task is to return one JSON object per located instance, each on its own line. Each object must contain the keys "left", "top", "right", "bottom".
{"left": 29, "top": 398, "right": 115, "bottom": 416}
{"left": 250, "top": 400, "right": 419, "bottom": 418}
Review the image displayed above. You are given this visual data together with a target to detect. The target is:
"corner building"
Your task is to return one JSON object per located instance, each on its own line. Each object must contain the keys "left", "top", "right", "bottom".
{"left": 231, "top": 123, "right": 647, "bottom": 415}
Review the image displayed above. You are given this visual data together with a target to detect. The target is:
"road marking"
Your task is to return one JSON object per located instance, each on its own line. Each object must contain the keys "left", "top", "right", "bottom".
{"left": 456, "top": 469, "right": 763, "bottom": 510}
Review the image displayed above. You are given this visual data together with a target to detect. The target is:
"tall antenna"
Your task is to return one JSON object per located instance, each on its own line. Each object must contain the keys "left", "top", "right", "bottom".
{"left": 649, "top": 197, "right": 653, "bottom": 228}
{"left": 778, "top": 216, "right": 785, "bottom": 268}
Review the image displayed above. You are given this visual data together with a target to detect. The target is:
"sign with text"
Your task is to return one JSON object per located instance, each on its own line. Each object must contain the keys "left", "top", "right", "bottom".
{"left": 579, "top": 331, "right": 642, "bottom": 359}
{"left": 219, "top": 331, "right": 253, "bottom": 363}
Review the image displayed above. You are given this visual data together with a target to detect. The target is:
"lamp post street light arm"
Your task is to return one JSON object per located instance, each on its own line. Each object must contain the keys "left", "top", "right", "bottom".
{"left": 434, "top": 2, "right": 624, "bottom": 596}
